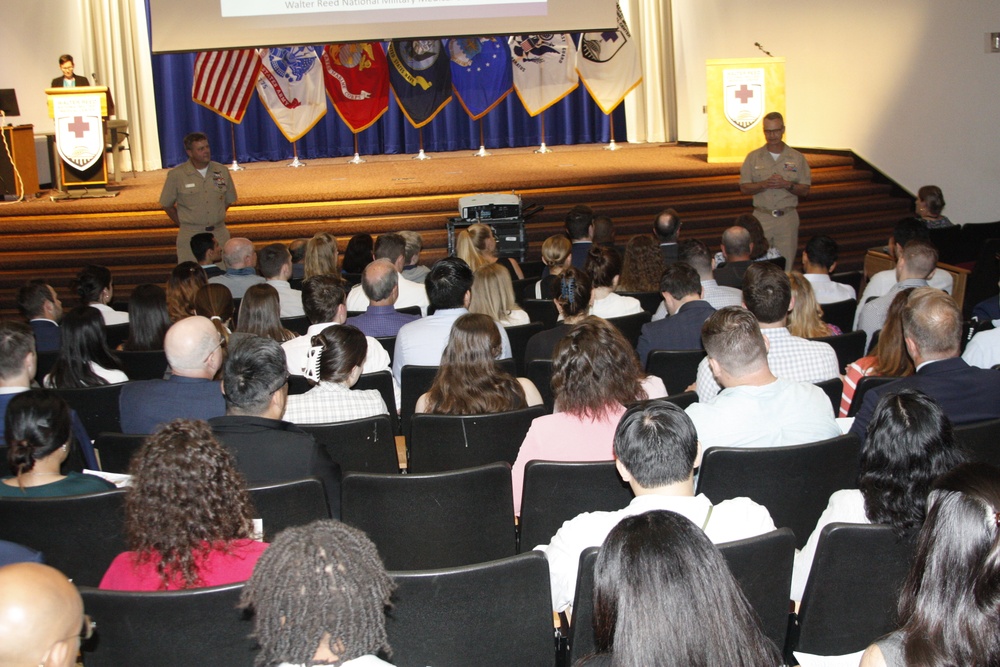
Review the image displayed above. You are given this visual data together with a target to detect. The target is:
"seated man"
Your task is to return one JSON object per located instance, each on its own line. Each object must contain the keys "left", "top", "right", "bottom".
{"left": 566, "top": 205, "right": 594, "bottom": 269}
{"left": 393, "top": 257, "right": 511, "bottom": 384}
{"left": 288, "top": 238, "right": 308, "bottom": 281}
{"left": 191, "top": 232, "right": 224, "bottom": 278}
{"left": 686, "top": 307, "right": 841, "bottom": 449}
{"left": 0, "top": 321, "right": 97, "bottom": 469}
{"left": 0, "top": 562, "right": 87, "bottom": 667}
{"left": 857, "top": 239, "right": 937, "bottom": 348}
{"left": 851, "top": 288, "right": 1000, "bottom": 437}
{"left": 16, "top": 280, "right": 63, "bottom": 353}
{"left": 801, "top": 235, "right": 856, "bottom": 304}
{"left": 713, "top": 226, "right": 755, "bottom": 289}
{"left": 258, "top": 243, "right": 304, "bottom": 318}
{"left": 345, "top": 233, "right": 428, "bottom": 315}
{"left": 962, "top": 325, "right": 1000, "bottom": 369}
{"left": 696, "top": 262, "right": 839, "bottom": 403}
{"left": 636, "top": 262, "right": 715, "bottom": 367}
{"left": 346, "top": 259, "right": 419, "bottom": 338}
{"left": 119, "top": 316, "right": 226, "bottom": 434}
{"left": 210, "top": 335, "right": 341, "bottom": 517}
{"left": 653, "top": 208, "right": 681, "bottom": 264}
{"left": 399, "top": 230, "right": 430, "bottom": 284}
{"left": 537, "top": 400, "right": 774, "bottom": 613}
{"left": 208, "top": 237, "right": 265, "bottom": 298}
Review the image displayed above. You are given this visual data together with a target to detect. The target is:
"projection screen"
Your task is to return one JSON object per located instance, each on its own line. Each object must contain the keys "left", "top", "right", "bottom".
{"left": 149, "top": 0, "right": 618, "bottom": 53}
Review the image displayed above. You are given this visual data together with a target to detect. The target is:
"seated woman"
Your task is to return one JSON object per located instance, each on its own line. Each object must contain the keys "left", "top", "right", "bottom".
{"left": 0, "top": 390, "right": 115, "bottom": 497}
{"left": 341, "top": 233, "right": 374, "bottom": 275}
{"left": 76, "top": 264, "right": 128, "bottom": 325}
{"left": 416, "top": 313, "right": 543, "bottom": 415}
{"left": 166, "top": 262, "right": 208, "bottom": 322}
{"left": 283, "top": 324, "right": 388, "bottom": 425}
{"left": 512, "top": 317, "right": 663, "bottom": 514}
{"left": 304, "top": 232, "right": 340, "bottom": 280}
{"left": 122, "top": 284, "right": 171, "bottom": 351}
{"left": 616, "top": 235, "right": 663, "bottom": 293}
{"left": 524, "top": 268, "right": 592, "bottom": 364}
{"left": 194, "top": 283, "right": 234, "bottom": 341}
{"left": 839, "top": 289, "right": 915, "bottom": 416}
{"left": 584, "top": 246, "right": 643, "bottom": 319}
{"left": 791, "top": 390, "right": 965, "bottom": 601}
{"left": 535, "top": 234, "right": 572, "bottom": 299}
{"left": 455, "top": 222, "right": 524, "bottom": 280}
{"left": 860, "top": 462, "right": 1000, "bottom": 667}
{"left": 99, "top": 419, "right": 267, "bottom": 591}
{"left": 234, "top": 283, "right": 297, "bottom": 343}
{"left": 915, "top": 184, "right": 954, "bottom": 228}
{"left": 469, "top": 263, "right": 530, "bottom": 327}
{"left": 578, "top": 510, "right": 782, "bottom": 666}
{"left": 43, "top": 306, "right": 129, "bottom": 388}
{"left": 241, "top": 520, "right": 395, "bottom": 667}
{"left": 787, "top": 271, "right": 841, "bottom": 337}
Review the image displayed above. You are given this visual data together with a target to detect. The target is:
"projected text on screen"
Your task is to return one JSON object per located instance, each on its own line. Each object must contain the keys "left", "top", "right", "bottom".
{"left": 221, "top": 0, "right": 545, "bottom": 19}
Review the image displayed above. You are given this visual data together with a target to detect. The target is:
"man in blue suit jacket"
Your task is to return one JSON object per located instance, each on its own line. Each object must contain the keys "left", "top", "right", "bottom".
{"left": 566, "top": 205, "right": 594, "bottom": 269}
{"left": 636, "top": 263, "right": 715, "bottom": 367}
{"left": 16, "top": 281, "right": 62, "bottom": 354}
{"left": 850, "top": 288, "right": 1000, "bottom": 438}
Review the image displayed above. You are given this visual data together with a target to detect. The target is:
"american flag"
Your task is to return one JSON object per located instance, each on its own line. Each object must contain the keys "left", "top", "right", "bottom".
{"left": 192, "top": 49, "right": 262, "bottom": 123}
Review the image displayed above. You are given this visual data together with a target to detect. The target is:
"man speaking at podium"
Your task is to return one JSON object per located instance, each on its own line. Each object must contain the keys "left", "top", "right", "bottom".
{"left": 51, "top": 55, "right": 90, "bottom": 88}
{"left": 739, "top": 111, "right": 810, "bottom": 270}
{"left": 160, "top": 132, "right": 236, "bottom": 263}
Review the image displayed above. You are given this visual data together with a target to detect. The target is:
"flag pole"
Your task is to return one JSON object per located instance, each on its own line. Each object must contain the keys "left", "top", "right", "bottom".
{"left": 288, "top": 141, "right": 305, "bottom": 168}
{"left": 413, "top": 128, "right": 431, "bottom": 160}
{"left": 534, "top": 111, "right": 552, "bottom": 154}
{"left": 229, "top": 123, "right": 244, "bottom": 171}
{"left": 473, "top": 119, "right": 491, "bottom": 157}
{"left": 603, "top": 110, "right": 619, "bottom": 151}
{"left": 348, "top": 132, "right": 365, "bottom": 165}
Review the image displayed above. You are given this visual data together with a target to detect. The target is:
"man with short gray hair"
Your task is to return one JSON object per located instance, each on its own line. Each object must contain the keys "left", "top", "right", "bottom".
{"left": 346, "top": 259, "right": 419, "bottom": 338}
{"left": 346, "top": 233, "right": 429, "bottom": 314}
{"left": 209, "top": 237, "right": 265, "bottom": 298}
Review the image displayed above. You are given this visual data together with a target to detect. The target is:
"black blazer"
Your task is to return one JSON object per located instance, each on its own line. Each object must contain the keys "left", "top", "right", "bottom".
{"left": 51, "top": 75, "right": 90, "bottom": 88}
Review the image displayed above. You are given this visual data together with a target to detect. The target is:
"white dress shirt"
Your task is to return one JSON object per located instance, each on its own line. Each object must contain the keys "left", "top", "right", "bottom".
{"left": 266, "top": 279, "right": 305, "bottom": 318}
{"left": 347, "top": 273, "right": 429, "bottom": 316}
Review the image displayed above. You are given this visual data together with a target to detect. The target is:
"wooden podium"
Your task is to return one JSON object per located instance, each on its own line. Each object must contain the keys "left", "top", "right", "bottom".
{"left": 0, "top": 125, "right": 39, "bottom": 198}
{"left": 706, "top": 57, "right": 785, "bottom": 163}
{"left": 45, "top": 86, "right": 111, "bottom": 189}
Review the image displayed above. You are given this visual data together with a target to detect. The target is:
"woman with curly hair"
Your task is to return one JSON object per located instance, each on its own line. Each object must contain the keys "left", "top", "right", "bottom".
{"left": 839, "top": 288, "right": 915, "bottom": 416}
{"left": 416, "top": 313, "right": 542, "bottom": 415}
{"left": 469, "top": 263, "right": 529, "bottom": 327}
{"left": 584, "top": 246, "right": 643, "bottom": 319}
{"left": 304, "top": 232, "right": 339, "bottom": 280}
{"left": 455, "top": 222, "right": 524, "bottom": 279}
{"left": 511, "top": 316, "right": 664, "bottom": 514}
{"left": 235, "top": 283, "right": 297, "bottom": 343}
{"left": 241, "top": 520, "right": 395, "bottom": 667}
{"left": 166, "top": 261, "right": 208, "bottom": 322}
{"left": 99, "top": 419, "right": 267, "bottom": 591}
{"left": 790, "top": 390, "right": 965, "bottom": 601}
{"left": 616, "top": 235, "right": 664, "bottom": 293}
{"left": 75, "top": 264, "right": 128, "bottom": 325}
{"left": 787, "top": 271, "right": 840, "bottom": 338}
{"left": 122, "top": 284, "right": 172, "bottom": 351}
{"left": 43, "top": 306, "right": 128, "bottom": 388}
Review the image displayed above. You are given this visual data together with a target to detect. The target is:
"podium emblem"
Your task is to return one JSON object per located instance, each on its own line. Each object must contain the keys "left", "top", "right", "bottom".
{"left": 52, "top": 93, "right": 105, "bottom": 172}
{"left": 723, "top": 68, "right": 764, "bottom": 132}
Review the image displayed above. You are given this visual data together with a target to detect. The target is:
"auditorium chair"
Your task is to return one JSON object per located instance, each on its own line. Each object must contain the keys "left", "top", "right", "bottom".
{"left": 521, "top": 298, "right": 559, "bottom": 328}
{"left": 814, "top": 378, "right": 843, "bottom": 416}
{"left": 298, "top": 414, "right": 399, "bottom": 474}
{"left": 400, "top": 361, "right": 515, "bottom": 437}
{"left": 287, "top": 374, "right": 313, "bottom": 395}
{"left": 375, "top": 335, "right": 396, "bottom": 366}
{"left": 819, "top": 298, "right": 857, "bottom": 334}
{"left": 117, "top": 349, "right": 169, "bottom": 380}
{"left": 617, "top": 290, "right": 663, "bottom": 314}
{"left": 504, "top": 321, "right": 544, "bottom": 375}
{"left": 846, "top": 376, "right": 898, "bottom": 418}
{"left": 790, "top": 523, "right": 916, "bottom": 662}
{"left": 80, "top": 583, "right": 257, "bottom": 666}
{"left": 408, "top": 405, "right": 547, "bottom": 473}
{"left": 511, "top": 278, "right": 535, "bottom": 304}
{"left": 953, "top": 417, "right": 1000, "bottom": 466}
{"left": 341, "top": 463, "right": 516, "bottom": 570}
{"left": 352, "top": 370, "right": 399, "bottom": 434}
{"left": 660, "top": 390, "right": 698, "bottom": 410}
{"left": 525, "top": 359, "right": 555, "bottom": 411}
{"left": 605, "top": 311, "right": 652, "bottom": 349}
{"left": 809, "top": 330, "right": 866, "bottom": 375}
{"left": 386, "top": 552, "right": 555, "bottom": 667}
{"left": 644, "top": 349, "right": 707, "bottom": 395}
{"left": 696, "top": 433, "right": 863, "bottom": 548}
{"left": 0, "top": 490, "right": 126, "bottom": 587}
{"left": 103, "top": 322, "right": 130, "bottom": 350}
{"left": 518, "top": 460, "right": 633, "bottom": 552}
{"left": 248, "top": 477, "right": 330, "bottom": 542}
{"left": 34, "top": 350, "right": 58, "bottom": 384}
{"left": 279, "top": 315, "right": 310, "bottom": 336}
{"left": 53, "top": 383, "right": 125, "bottom": 437}
{"left": 94, "top": 432, "right": 146, "bottom": 473}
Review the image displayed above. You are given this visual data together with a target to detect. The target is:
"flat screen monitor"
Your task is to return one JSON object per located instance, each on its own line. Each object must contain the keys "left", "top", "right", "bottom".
{"left": 0, "top": 90, "right": 19, "bottom": 117}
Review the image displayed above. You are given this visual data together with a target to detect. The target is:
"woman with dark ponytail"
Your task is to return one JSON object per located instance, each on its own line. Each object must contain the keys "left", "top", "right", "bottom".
{"left": 0, "top": 390, "right": 114, "bottom": 497}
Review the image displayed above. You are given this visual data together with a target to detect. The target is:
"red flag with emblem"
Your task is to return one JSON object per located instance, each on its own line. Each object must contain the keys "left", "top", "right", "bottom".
{"left": 321, "top": 43, "right": 390, "bottom": 133}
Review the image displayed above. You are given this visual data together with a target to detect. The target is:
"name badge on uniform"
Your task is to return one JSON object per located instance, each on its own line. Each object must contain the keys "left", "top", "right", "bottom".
{"left": 185, "top": 183, "right": 196, "bottom": 188}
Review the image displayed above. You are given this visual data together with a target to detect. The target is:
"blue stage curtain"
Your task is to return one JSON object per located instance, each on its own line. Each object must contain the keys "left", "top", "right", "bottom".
{"left": 151, "top": 44, "right": 627, "bottom": 168}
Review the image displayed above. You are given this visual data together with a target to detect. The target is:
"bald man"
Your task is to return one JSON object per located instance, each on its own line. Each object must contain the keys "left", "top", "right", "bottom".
{"left": 208, "top": 237, "right": 265, "bottom": 298}
{"left": 119, "top": 316, "right": 227, "bottom": 434}
{"left": 0, "top": 563, "right": 86, "bottom": 667}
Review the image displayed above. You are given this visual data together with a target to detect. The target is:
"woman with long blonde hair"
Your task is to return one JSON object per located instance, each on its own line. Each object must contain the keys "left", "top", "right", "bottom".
{"left": 787, "top": 271, "right": 840, "bottom": 338}
{"left": 455, "top": 222, "right": 524, "bottom": 279}
{"left": 304, "top": 232, "right": 339, "bottom": 280}
{"left": 469, "top": 263, "right": 529, "bottom": 327}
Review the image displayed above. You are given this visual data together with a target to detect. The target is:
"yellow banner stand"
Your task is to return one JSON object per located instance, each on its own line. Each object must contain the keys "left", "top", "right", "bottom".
{"left": 706, "top": 57, "right": 785, "bottom": 163}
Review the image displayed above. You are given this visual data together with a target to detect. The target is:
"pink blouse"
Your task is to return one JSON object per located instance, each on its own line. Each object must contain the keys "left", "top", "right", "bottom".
{"left": 99, "top": 539, "right": 268, "bottom": 591}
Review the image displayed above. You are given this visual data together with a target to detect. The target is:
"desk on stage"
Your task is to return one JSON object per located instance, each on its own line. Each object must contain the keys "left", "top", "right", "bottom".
{"left": 1, "top": 125, "right": 40, "bottom": 198}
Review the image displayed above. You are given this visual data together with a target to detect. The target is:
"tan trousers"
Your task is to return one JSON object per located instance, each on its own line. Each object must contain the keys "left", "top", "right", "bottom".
{"left": 754, "top": 208, "right": 799, "bottom": 271}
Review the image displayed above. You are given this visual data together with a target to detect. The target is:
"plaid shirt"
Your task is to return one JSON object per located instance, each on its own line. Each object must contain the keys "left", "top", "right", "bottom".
{"left": 284, "top": 381, "right": 388, "bottom": 425}
{"left": 695, "top": 327, "right": 840, "bottom": 403}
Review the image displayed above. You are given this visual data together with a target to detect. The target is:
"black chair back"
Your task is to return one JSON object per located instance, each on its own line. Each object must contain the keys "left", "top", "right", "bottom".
{"left": 504, "top": 321, "right": 544, "bottom": 375}
{"left": 0, "top": 490, "right": 126, "bottom": 586}
{"left": 519, "top": 461, "right": 633, "bottom": 552}
{"left": 566, "top": 547, "right": 600, "bottom": 667}
{"left": 248, "top": 477, "right": 331, "bottom": 542}
{"left": 696, "top": 434, "right": 863, "bottom": 548}
{"left": 34, "top": 350, "right": 58, "bottom": 385}
{"left": 511, "top": 278, "right": 535, "bottom": 304}
{"left": 645, "top": 349, "right": 706, "bottom": 395}
{"left": 401, "top": 362, "right": 515, "bottom": 437}
{"left": 353, "top": 370, "right": 399, "bottom": 434}
{"left": 375, "top": 335, "right": 396, "bottom": 366}
{"left": 954, "top": 417, "right": 1000, "bottom": 466}
{"left": 80, "top": 583, "right": 257, "bottom": 667}
{"left": 660, "top": 391, "right": 698, "bottom": 410}
{"left": 94, "top": 432, "right": 146, "bottom": 473}
{"left": 103, "top": 322, "right": 130, "bottom": 350}
{"left": 341, "top": 462, "right": 516, "bottom": 570}
{"left": 617, "top": 291, "right": 663, "bottom": 314}
{"left": 847, "top": 375, "right": 898, "bottom": 417}
{"left": 408, "top": 406, "right": 547, "bottom": 473}
{"left": 287, "top": 375, "right": 313, "bottom": 395}
{"left": 820, "top": 299, "right": 857, "bottom": 334}
{"left": 927, "top": 224, "right": 965, "bottom": 265}
{"left": 605, "top": 311, "right": 652, "bottom": 349}
{"left": 117, "top": 350, "right": 168, "bottom": 380}
{"left": 386, "top": 552, "right": 555, "bottom": 667}
{"left": 53, "top": 383, "right": 125, "bottom": 438}
{"left": 521, "top": 298, "right": 559, "bottom": 328}
{"left": 794, "top": 523, "right": 916, "bottom": 656}
{"left": 280, "top": 315, "right": 310, "bottom": 336}
{"left": 814, "top": 378, "right": 842, "bottom": 416}
{"left": 810, "top": 330, "right": 866, "bottom": 374}
{"left": 396, "top": 305, "right": 421, "bottom": 317}
{"left": 525, "top": 359, "right": 555, "bottom": 411}
{"left": 298, "top": 414, "right": 399, "bottom": 474}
